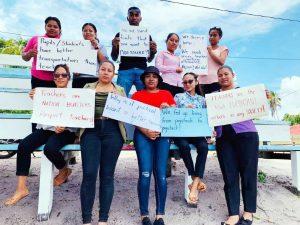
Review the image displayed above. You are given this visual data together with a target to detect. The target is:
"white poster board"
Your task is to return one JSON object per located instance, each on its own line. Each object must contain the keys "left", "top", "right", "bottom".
{"left": 36, "top": 37, "right": 97, "bottom": 75}
{"left": 180, "top": 34, "right": 208, "bottom": 74}
{"left": 102, "top": 93, "right": 160, "bottom": 131}
{"left": 30, "top": 88, "right": 95, "bottom": 128}
{"left": 206, "top": 84, "right": 269, "bottom": 126}
{"left": 119, "top": 26, "right": 150, "bottom": 57}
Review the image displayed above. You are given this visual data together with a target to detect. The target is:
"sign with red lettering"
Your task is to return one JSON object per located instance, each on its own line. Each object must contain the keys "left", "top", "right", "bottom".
{"left": 205, "top": 84, "right": 269, "bottom": 126}
{"left": 30, "top": 88, "right": 95, "bottom": 128}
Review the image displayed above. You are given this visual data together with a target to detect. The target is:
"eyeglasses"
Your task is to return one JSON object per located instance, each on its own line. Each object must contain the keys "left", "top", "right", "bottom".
{"left": 53, "top": 73, "right": 69, "bottom": 79}
{"left": 182, "top": 79, "right": 194, "bottom": 85}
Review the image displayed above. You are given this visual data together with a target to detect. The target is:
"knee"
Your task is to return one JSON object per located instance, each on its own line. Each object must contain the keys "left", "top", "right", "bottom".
{"left": 17, "top": 141, "right": 31, "bottom": 154}
{"left": 178, "top": 143, "right": 190, "bottom": 153}
{"left": 43, "top": 144, "right": 56, "bottom": 156}
{"left": 196, "top": 143, "right": 208, "bottom": 153}
{"left": 82, "top": 169, "right": 98, "bottom": 183}
{"left": 140, "top": 171, "right": 151, "bottom": 184}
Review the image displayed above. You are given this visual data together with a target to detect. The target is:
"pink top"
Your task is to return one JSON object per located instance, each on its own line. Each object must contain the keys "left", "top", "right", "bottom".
{"left": 155, "top": 50, "right": 183, "bottom": 87}
{"left": 23, "top": 34, "right": 60, "bottom": 81}
{"left": 198, "top": 45, "right": 229, "bottom": 84}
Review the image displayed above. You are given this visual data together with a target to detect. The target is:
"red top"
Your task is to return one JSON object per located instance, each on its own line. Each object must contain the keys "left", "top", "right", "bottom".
{"left": 131, "top": 89, "right": 175, "bottom": 108}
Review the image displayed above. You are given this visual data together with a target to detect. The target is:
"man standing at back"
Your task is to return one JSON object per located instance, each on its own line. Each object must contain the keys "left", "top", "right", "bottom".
{"left": 111, "top": 6, "right": 157, "bottom": 96}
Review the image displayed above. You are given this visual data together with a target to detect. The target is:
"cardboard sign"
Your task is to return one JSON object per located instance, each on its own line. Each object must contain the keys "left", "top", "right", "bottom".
{"left": 161, "top": 108, "right": 212, "bottom": 137}
{"left": 102, "top": 93, "right": 160, "bottom": 131}
{"left": 180, "top": 34, "right": 208, "bottom": 74}
{"left": 36, "top": 37, "right": 97, "bottom": 75}
{"left": 206, "top": 84, "right": 270, "bottom": 126}
{"left": 30, "top": 88, "right": 95, "bottom": 128}
{"left": 119, "top": 26, "right": 150, "bottom": 57}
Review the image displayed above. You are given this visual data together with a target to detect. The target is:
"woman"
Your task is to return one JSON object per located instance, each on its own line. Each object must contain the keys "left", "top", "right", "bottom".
{"left": 132, "top": 66, "right": 175, "bottom": 225}
{"left": 22, "top": 16, "right": 62, "bottom": 89}
{"left": 155, "top": 33, "right": 184, "bottom": 97}
{"left": 79, "top": 61, "right": 126, "bottom": 225}
{"left": 4, "top": 64, "right": 76, "bottom": 206}
{"left": 216, "top": 65, "right": 260, "bottom": 225}
{"left": 173, "top": 72, "right": 208, "bottom": 205}
{"left": 198, "top": 27, "right": 229, "bottom": 95}
{"left": 72, "top": 23, "right": 108, "bottom": 88}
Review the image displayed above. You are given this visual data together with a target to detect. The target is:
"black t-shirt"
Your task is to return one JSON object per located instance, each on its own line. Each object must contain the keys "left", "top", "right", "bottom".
{"left": 114, "top": 32, "right": 153, "bottom": 70}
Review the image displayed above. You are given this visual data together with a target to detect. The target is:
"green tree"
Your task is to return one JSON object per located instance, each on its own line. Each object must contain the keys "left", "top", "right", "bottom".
{"left": 283, "top": 113, "right": 300, "bottom": 125}
{"left": 0, "top": 38, "right": 28, "bottom": 55}
{"left": 269, "top": 91, "right": 281, "bottom": 119}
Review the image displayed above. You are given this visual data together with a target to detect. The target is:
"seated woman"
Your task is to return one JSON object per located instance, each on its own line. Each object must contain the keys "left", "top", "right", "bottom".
{"left": 132, "top": 66, "right": 175, "bottom": 225}
{"left": 173, "top": 73, "right": 208, "bottom": 205}
{"left": 4, "top": 64, "right": 77, "bottom": 206}
{"left": 79, "top": 60, "right": 126, "bottom": 225}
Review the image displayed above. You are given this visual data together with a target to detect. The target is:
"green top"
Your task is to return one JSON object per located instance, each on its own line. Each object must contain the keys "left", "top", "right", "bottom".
{"left": 95, "top": 92, "right": 109, "bottom": 118}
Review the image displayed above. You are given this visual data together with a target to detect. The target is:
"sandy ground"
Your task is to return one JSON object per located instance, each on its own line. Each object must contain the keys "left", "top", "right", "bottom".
{"left": 0, "top": 152, "right": 299, "bottom": 225}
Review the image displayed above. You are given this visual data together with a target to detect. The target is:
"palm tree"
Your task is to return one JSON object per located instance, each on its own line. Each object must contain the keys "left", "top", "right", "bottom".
{"left": 269, "top": 91, "right": 281, "bottom": 119}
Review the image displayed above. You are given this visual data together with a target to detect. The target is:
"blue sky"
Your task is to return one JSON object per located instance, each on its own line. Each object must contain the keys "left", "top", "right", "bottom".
{"left": 0, "top": 0, "right": 299, "bottom": 116}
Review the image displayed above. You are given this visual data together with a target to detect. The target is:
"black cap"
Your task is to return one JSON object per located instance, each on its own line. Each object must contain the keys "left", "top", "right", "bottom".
{"left": 128, "top": 6, "right": 141, "bottom": 14}
{"left": 140, "top": 66, "right": 163, "bottom": 83}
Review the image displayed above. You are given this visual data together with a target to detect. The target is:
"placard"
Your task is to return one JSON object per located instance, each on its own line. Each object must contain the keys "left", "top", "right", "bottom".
{"left": 206, "top": 84, "right": 270, "bottom": 126}
{"left": 36, "top": 37, "right": 97, "bottom": 75}
{"left": 119, "top": 26, "right": 150, "bottom": 57}
{"left": 30, "top": 88, "right": 95, "bottom": 128}
{"left": 161, "top": 108, "right": 212, "bottom": 137}
{"left": 180, "top": 34, "right": 208, "bottom": 74}
{"left": 102, "top": 93, "right": 160, "bottom": 131}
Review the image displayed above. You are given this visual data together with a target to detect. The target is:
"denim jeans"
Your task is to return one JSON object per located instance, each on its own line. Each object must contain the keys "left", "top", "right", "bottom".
{"left": 173, "top": 137, "right": 208, "bottom": 178}
{"left": 134, "top": 129, "right": 170, "bottom": 216}
{"left": 216, "top": 125, "right": 259, "bottom": 216}
{"left": 117, "top": 68, "right": 144, "bottom": 96}
{"left": 80, "top": 119, "right": 124, "bottom": 223}
{"left": 16, "top": 129, "right": 76, "bottom": 176}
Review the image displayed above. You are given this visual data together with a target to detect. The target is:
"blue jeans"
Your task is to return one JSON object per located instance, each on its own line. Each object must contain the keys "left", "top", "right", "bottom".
{"left": 117, "top": 68, "right": 144, "bottom": 96}
{"left": 80, "top": 119, "right": 124, "bottom": 223}
{"left": 134, "top": 129, "right": 170, "bottom": 216}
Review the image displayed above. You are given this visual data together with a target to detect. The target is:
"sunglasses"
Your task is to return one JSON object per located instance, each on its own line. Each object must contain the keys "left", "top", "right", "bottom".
{"left": 182, "top": 79, "right": 194, "bottom": 85}
{"left": 53, "top": 73, "right": 69, "bottom": 79}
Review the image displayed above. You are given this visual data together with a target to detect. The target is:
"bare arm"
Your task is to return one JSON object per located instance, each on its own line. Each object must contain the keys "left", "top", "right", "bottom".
{"left": 207, "top": 46, "right": 228, "bottom": 65}
{"left": 111, "top": 37, "right": 120, "bottom": 61}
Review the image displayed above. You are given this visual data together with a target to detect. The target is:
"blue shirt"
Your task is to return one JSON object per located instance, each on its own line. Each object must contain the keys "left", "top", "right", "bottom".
{"left": 174, "top": 92, "right": 206, "bottom": 108}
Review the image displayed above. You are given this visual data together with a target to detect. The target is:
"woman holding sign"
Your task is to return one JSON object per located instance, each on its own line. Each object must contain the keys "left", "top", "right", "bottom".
{"left": 72, "top": 23, "right": 108, "bottom": 88}
{"left": 198, "top": 27, "right": 229, "bottom": 95}
{"left": 132, "top": 66, "right": 175, "bottom": 225}
{"left": 215, "top": 66, "right": 259, "bottom": 225}
{"left": 22, "top": 16, "right": 62, "bottom": 89}
{"left": 79, "top": 61, "right": 126, "bottom": 225}
{"left": 173, "top": 72, "right": 208, "bottom": 205}
{"left": 155, "top": 33, "right": 184, "bottom": 96}
{"left": 4, "top": 64, "right": 76, "bottom": 206}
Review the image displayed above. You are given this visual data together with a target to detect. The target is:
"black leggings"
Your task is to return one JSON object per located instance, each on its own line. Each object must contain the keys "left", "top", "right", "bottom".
{"left": 16, "top": 129, "right": 76, "bottom": 176}
{"left": 216, "top": 125, "right": 259, "bottom": 216}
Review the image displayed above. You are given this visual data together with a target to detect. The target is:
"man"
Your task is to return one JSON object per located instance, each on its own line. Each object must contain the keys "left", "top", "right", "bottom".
{"left": 111, "top": 6, "right": 157, "bottom": 96}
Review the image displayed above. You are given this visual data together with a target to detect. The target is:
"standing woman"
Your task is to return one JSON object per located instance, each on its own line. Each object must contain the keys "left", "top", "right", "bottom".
{"left": 132, "top": 66, "right": 175, "bottom": 225}
{"left": 215, "top": 65, "right": 259, "bottom": 225}
{"left": 155, "top": 33, "right": 184, "bottom": 96}
{"left": 72, "top": 23, "right": 108, "bottom": 88}
{"left": 79, "top": 61, "right": 126, "bottom": 225}
{"left": 198, "top": 27, "right": 229, "bottom": 95}
{"left": 22, "top": 16, "right": 62, "bottom": 89}
{"left": 173, "top": 72, "right": 208, "bottom": 205}
{"left": 4, "top": 64, "right": 76, "bottom": 206}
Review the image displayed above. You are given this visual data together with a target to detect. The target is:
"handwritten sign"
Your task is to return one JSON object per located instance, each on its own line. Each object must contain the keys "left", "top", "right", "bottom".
{"left": 180, "top": 34, "right": 207, "bottom": 74}
{"left": 30, "top": 88, "right": 95, "bottom": 128}
{"left": 205, "top": 84, "right": 270, "bottom": 126}
{"left": 36, "top": 37, "right": 97, "bottom": 75}
{"left": 119, "top": 26, "right": 150, "bottom": 57}
{"left": 102, "top": 93, "right": 160, "bottom": 131}
{"left": 161, "top": 108, "right": 212, "bottom": 137}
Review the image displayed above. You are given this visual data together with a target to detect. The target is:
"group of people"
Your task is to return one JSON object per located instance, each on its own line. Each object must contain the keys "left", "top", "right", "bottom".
{"left": 3, "top": 6, "right": 260, "bottom": 225}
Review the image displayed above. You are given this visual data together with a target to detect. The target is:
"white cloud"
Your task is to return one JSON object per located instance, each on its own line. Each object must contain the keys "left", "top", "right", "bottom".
{"left": 277, "top": 76, "right": 300, "bottom": 118}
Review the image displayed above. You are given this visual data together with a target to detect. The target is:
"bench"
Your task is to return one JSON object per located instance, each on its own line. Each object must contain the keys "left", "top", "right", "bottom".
{"left": 1, "top": 53, "right": 300, "bottom": 221}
